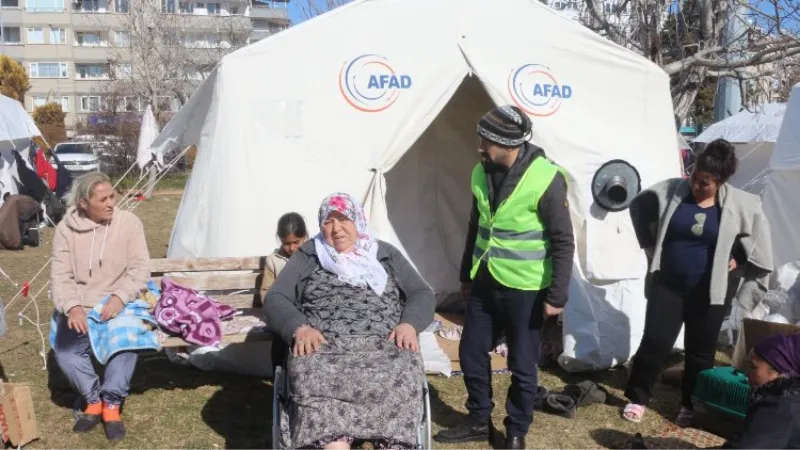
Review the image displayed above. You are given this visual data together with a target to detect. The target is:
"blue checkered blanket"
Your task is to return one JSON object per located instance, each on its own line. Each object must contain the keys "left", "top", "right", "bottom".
{"left": 50, "top": 282, "right": 161, "bottom": 365}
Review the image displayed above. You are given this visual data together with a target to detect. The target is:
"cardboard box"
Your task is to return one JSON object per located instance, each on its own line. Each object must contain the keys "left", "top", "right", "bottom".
{"left": 435, "top": 313, "right": 508, "bottom": 372}
{"left": 732, "top": 318, "right": 800, "bottom": 369}
{"left": 0, "top": 382, "right": 38, "bottom": 447}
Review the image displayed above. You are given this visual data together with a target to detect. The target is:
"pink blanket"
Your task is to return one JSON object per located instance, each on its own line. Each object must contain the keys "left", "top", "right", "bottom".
{"left": 154, "top": 278, "right": 238, "bottom": 347}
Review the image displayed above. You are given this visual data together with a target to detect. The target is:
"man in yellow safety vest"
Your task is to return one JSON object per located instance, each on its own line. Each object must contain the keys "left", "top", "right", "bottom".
{"left": 434, "top": 105, "right": 575, "bottom": 449}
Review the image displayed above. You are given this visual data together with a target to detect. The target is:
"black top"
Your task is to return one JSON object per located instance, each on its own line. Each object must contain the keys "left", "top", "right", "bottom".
{"left": 458, "top": 142, "right": 575, "bottom": 308}
{"left": 659, "top": 197, "right": 722, "bottom": 291}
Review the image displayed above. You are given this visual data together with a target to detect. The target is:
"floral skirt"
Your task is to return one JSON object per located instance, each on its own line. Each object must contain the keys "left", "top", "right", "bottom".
{"left": 288, "top": 335, "right": 424, "bottom": 448}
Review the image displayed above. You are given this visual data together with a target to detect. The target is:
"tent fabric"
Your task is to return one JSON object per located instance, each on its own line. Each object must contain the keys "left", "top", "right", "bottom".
{"left": 695, "top": 103, "right": 786, "bottom": 143}
{"left": 762, "top": 83, "right": 800, "bottom": 269}
{"left": 137, "top": 105, "right": 162, "bottom": 170}
{"left": 0, "top": 95, "right": 41, "bottom": 145}
{"left": 151, "top": 0, "right": 681, "bottom": 371}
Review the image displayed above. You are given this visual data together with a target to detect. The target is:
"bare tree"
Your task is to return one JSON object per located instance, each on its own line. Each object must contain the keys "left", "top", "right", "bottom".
{"left": 580, "top": 0, "right": 800, "bottom": 119}
{"left": 99, "top": 0, "right": 251, "bottom": 116}
{"left": 300, "top": 0, "right": 350, "bottom": 19}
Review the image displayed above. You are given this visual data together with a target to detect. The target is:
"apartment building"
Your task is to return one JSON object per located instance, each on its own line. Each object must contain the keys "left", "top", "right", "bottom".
{"left": 0, "top": 0, "right": 288, "bottom": 129}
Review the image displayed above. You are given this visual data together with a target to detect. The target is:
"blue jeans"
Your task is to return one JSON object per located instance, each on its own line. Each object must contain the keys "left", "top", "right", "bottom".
{"left": 52, "top": 314, "right": 137, "bottom": 406}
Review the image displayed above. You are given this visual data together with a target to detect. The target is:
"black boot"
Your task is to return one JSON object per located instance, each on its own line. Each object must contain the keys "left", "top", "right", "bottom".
{"left": 103, "top": 420, "right": 126, "bottom": 441}
{"left": 505, "top": 435, "right": 526, "bottom": 449}
{"left": 72, "top": 413, "right": 101, "bottom": 433}
{"left": 433, "top": 420, "right": 491, "bottom": 443}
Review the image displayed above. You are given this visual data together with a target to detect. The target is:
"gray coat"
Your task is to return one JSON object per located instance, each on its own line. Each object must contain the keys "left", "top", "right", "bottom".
{"left": 629, "top": 178, "right": 773, "bottom": 307}
{"left": 264, "top": 240, "right": 436, "bottom": 343}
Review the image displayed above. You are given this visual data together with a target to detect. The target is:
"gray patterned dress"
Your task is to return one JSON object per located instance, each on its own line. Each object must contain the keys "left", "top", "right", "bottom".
{"left": 287, "top": 267, "right": 424, "bottom": 449}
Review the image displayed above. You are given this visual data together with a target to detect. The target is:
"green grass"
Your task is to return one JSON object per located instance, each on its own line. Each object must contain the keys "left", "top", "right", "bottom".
{"left": 0, "top": 192, "right": 727, "bottom": 449}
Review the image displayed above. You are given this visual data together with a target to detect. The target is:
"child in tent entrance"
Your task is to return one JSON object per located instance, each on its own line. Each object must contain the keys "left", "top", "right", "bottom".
{"left": 261, "top": 212, "right": 308, "bottom": 375}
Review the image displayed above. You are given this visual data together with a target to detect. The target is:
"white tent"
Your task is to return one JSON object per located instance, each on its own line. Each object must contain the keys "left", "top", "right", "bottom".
{"left": 762, "top": 84, "right": 800, "bottom": 270}
{"left": 695, "top": 103, "right": 786, "bottom": 144}
{"left": 0, "top": 94, "right": 42, "bottom": 205}
{"left": 695, "top": 104, "right": 786, "bottom": 195}
{"left": 151, "top": 0, "right": 681, "bottom": 371}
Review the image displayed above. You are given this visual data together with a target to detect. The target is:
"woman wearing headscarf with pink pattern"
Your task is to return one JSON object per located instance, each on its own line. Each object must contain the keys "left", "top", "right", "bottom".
{"left": 265, "top": 192, "right": 435, "bottom": 450}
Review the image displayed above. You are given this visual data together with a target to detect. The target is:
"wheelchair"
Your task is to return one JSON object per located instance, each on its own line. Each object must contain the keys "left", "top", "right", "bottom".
{"left": 271, "top": 357, "right": 433, "bottom": 449}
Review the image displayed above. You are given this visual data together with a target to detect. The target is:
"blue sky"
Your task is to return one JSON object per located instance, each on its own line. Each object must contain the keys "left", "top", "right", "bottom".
{"left": 287, "top": 2, "right": 306, "bottom": 24}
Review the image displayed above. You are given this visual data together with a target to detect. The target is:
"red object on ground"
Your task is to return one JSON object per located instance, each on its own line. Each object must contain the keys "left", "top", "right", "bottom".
{"left": 135, "top": 194, "right": 145, "bottom": 202}
{"left": 21, "top": 282, "right": 30, "bottom": 297}
{"left": 34, "top": 149, "right": 58, "bottom": 191}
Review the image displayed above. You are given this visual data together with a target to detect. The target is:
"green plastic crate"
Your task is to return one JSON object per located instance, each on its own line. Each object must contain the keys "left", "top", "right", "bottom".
{"left": 692, "top": 366, "right": 750, "bottom": 419}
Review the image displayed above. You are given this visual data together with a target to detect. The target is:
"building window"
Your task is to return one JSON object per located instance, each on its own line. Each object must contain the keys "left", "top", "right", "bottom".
{"left": 114, "top": 0, "right": 128, "bottom": 12}
{"left": 114, "top": 30, "right": 130, "bottom": 46}
{"left": 75, "top": 0, "right": 101, "bottom": 12}
{"left": 32, "top": 96, "right": 69, "bottom": 112}
{"left": 122, "top": 96, "right": 140, "bottom": 112}
{"left": 29, "top": 62, "right": 69, "bottom": 78}
{"left": 114, "top": 63, "right": 132, "bottom": 79}
{"left": 75, "top": 63, "right": 109, "bottom": 80}
{"left": 1, "top": 0, "right": 20, "bottom": 7}
{"left": 80, "top": 96, "right": 107, "bottom": 112}
{"left": 0, "top": 27, "right": 22, "bottom": 44}
{"left": 51, "top": 27, "right": 66, "bottom": 44}
{"left": 206, "top": 2, "right": 219, "bottom": 14}
{"left": 161, "top": 0, "right": 174, "bottom": 13}
{"left": 75, "top": 31, "right": 106, "bottom": 46}
{"left": 179, "top": 1, "right": 192, "bottom": 13}
{"left": 26, "top": 27, "right": 44, "bottom": 44}
{"left": 25, "top": 0, "right": 64, "bottom": 12}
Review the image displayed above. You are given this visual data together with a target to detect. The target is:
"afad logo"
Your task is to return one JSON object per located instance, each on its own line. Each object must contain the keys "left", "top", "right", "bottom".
{"left": 338, "top": 54, "right": 412, "bottom": 113}
{"left": 508, "top": 63, "right": 573, "bottom": 117}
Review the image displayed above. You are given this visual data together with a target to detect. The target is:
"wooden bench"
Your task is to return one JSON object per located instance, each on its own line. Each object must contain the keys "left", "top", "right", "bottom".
{"left": 150, "top": 256, "right": 273, "bottom": 348}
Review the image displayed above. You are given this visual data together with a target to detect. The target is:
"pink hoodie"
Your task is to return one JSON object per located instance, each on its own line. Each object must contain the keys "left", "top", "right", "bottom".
{"left": 51, "top": 206, "right": 150, "bottom": 314}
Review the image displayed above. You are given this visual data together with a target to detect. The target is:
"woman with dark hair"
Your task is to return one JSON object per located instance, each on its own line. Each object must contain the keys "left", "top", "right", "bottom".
{"left": 623, "top": 139, "right": 774, "bottom": 426}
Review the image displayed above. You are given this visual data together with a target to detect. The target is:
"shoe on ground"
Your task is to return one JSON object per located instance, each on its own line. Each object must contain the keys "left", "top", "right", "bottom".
{"left": 102, "top": 403, "right": 126, "bottom": 441}
{"left": 506, "top": 435, "right": 526, "bottom": 449}
{"left": 72, "top": 413, "right": 102, "bottom": 433}
{"left": 433, "top": 421, "right": 490, "bottom": 443}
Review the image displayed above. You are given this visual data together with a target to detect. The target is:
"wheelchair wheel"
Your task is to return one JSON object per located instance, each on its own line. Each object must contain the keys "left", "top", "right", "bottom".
{"left": 417, "top": 377, "right": 432, "bottom": 449}
{"left": 272, "top": 366, "right": 284, "bottom": 449}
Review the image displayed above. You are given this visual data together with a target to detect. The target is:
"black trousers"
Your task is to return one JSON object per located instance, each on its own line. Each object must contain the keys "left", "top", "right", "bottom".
{"left": 460, "top": 265, "right": 545, "bottom": 437}
{"left": 625, "top": 273, "right": 727, "bottom": 408}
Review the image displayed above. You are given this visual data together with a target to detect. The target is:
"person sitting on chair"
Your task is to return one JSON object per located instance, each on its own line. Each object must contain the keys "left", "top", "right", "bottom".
{"left": 265, "top": 192, "right": 435, "bottom": 450}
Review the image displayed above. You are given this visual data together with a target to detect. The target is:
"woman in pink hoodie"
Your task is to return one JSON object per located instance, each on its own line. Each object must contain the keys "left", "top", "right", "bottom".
{"left": 50, "top": 171, "right": 150, "bottom": 441}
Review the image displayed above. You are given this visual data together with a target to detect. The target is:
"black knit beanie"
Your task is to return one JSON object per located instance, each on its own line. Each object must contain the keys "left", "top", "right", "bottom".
{"left": 477, "top": 105, "right": 532, "bottom": 147}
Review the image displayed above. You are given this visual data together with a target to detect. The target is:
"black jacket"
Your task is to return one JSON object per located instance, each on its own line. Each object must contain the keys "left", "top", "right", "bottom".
{"left": 459, "top": 142, "right": 575, "bottom": 307}
{"left": 724, "top": 376, "right": 800, "bottom": 449}
{"left": 264, "top": 240, "right": 436, "bottom": 343}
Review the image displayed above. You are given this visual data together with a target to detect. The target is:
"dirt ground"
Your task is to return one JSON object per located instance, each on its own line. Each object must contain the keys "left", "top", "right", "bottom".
{"left": 0, "top": 191, "right": 725, "bottom": 449}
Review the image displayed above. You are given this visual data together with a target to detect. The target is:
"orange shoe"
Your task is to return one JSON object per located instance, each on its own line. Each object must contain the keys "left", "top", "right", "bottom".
{"left": 102, "top": 403, "right": 126, "bottom": 441}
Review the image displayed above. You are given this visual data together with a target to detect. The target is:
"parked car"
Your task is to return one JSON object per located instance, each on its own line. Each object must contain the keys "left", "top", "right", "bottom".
{"left": 51, "top": 142, "right": 102, "bottom": 175}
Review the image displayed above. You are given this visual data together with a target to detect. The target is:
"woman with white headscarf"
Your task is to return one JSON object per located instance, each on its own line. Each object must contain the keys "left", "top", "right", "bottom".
{"left": 265, "top": 192, "right": 435, "bottom": 450}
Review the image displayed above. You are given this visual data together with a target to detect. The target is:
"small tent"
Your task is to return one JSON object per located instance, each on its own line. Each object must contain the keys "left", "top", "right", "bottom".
{"left": 695, "top": 103, "right": 786, "bottom": 194}
{"left": 151, "top": 0, "right": 681, "bottom": 371}
{"left": 762, "top": 84, "right": 800, "bottom": 269}
{"left": 0, "top": 94, "right": 43, "bottom": 205}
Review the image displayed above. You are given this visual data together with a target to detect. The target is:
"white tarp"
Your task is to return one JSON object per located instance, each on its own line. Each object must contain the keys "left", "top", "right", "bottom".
{"left": 695, "top": 103, "right": 786, "bottom": 144}
{"left": 762, "top": 84, "right": 800, "bottom": 269}
{"left": 136, "top": 105, "right": 162, "bottom": 170}
{"left": 151, "top": 0, "right": 681, "bottom": 371}
{"left": 0, "top": 94, "right": 42, "bottom": 205}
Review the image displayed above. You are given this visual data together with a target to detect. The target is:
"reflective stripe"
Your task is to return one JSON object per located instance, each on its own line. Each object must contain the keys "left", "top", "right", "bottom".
{"left": 473, "top": 246, "right": 486, "bottom": 261}
{"left": 478, "top": 226, "right": 543, "bottom": 241}
{"left": 489, "top": 247, "right": 547, "bottom": 261}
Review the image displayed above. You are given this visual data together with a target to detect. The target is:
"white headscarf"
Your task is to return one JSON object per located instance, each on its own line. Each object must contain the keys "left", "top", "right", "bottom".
{"left": 313, "top": 193, "right": 388, "bottom": 296}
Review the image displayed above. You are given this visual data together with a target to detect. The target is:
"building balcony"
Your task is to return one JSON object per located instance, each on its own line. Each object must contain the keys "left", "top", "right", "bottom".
{"left": 250, "top": 29, "right": 272, "bottom": 42}
{"left": 72, "top": 45, "right": 111, "bottom": 61}
{"left": 250, "top": 5, "right": 287, "bottom": 20}
{"left": 71, "top": 12, "right": 122, "bottom": 28}
{"left": 0, "top": 44, "right": 25, "bottom": 59}
{"left": 0, "top": 6, "right": 24, "bottom": 22}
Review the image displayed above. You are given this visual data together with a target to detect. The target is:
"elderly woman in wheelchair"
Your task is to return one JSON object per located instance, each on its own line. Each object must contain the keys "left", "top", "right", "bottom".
{"left": 265, "top": 193, "right": 435, "bottom": 450}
